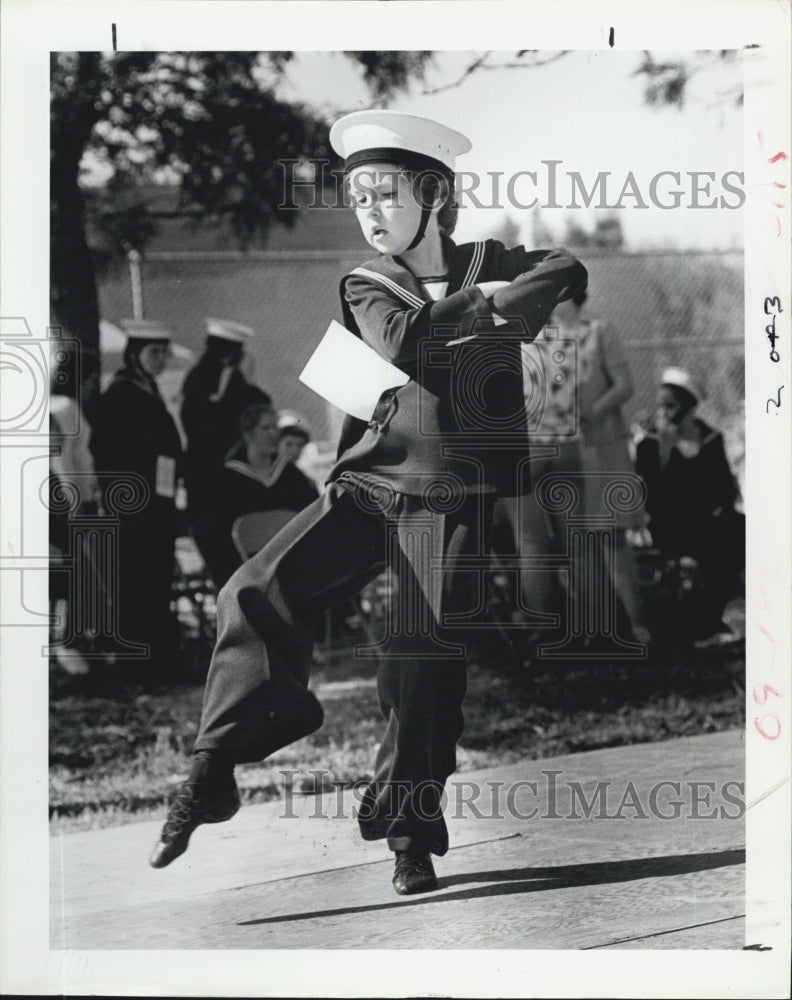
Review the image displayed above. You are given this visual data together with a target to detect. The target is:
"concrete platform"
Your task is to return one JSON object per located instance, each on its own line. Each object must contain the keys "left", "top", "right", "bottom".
{"left": 50, "top": 730, "right": 745, "bottom": 950}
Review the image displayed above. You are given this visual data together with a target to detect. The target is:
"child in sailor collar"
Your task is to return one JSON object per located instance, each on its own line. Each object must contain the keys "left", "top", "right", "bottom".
{"left": 149, "top": 110, "right": 587, "bottom": 898}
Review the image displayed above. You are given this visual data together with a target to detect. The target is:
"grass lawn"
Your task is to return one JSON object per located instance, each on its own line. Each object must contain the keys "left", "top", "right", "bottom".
{"left": 50, "top": 601, "right": 745, "bottom": 833}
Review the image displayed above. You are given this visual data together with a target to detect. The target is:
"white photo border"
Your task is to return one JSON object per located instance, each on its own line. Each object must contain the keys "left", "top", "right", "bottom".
{"left": 1, "top": 1, "right": 790, "bottom": 996}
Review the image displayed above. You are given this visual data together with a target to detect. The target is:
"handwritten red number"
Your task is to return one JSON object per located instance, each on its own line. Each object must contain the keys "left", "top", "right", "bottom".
{"left": 754, "top": 714, "right": 781, "bottom": 741}
{"left": 753, "top": 682, "right": 781, "bottom": 705}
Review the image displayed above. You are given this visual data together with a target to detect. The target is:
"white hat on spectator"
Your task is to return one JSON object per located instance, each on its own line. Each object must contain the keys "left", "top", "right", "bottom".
{"left": 330, "top": 110, "right": 471, "bottom": 177}
{"left": 120, "top": 318, "right": 172, "bottom": 342}
{"left": 206, "top": 317, "right": 255, "bottom": 343}
{"left": 661, "top": 367, "right": 702, "bottom": 403}
{"left": 277, "top": 409, "right": 310, "bottom": 435}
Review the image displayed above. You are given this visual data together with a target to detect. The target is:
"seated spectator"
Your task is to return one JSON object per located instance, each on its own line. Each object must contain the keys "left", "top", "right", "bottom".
{"left": 277, "top": 412, "right": 312, "bottom": 466}
{"left": 197, "top": 404, "right": 320, "bottom": 588}
{"left": 635, "top": 367, "right": 745, "bottom": 638}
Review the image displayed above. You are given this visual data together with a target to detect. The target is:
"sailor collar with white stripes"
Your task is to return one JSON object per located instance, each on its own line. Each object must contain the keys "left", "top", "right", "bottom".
{"left": 224, "top": 456, "right": 288, "bottom": 488}
{"left": 349, "top": 241, "right": 487, "bottom": 307}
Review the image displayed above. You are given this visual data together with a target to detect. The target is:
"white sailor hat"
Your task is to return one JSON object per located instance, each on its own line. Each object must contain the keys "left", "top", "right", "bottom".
{"left": 661, "top": 367, "right": 702, "bottom": 402}
{"left": 206, "top": 317, "right": 255, "bottom": 343}
{"left": 119, "top": 318, "right": 172, "bottom": 342}
{"left": 330, "top": 110, "right": 471, "bottom": 177}
{"left": 277, "top": 409, "right": 310, "bottom": 435}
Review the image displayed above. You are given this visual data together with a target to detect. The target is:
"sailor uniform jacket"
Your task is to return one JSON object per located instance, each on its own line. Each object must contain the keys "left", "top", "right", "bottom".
{"left": 330, "top": 237, "right": 588, "bottom": 498}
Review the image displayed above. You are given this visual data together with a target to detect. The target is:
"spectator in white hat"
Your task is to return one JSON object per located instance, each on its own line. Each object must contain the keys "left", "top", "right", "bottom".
{"left": 90, "top": 319, "right": 183, "bottom": 680}
{"left": 636, "top": 367, "right": 744, "bottom": 638}
{"left": 180, "top": 318, "right": 271, "bottom": 585}
{"left": 150, "top": 109, "right": 587, "bottom": 896}
{"left": 276, "top": 411, "right": 312, "bottom": 465}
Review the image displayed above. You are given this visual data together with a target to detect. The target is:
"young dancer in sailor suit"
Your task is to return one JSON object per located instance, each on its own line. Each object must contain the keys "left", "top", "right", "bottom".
{"left": 149, "top": 111, "right": 587, "bottom": 895}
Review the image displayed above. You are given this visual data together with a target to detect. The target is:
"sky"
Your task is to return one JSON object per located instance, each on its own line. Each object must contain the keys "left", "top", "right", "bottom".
{"left": 276, "top": 50, "right": 745, "bottom": 250}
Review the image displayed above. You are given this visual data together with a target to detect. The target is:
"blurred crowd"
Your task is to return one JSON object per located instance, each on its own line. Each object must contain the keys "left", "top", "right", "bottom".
{"left": 493, "top": 291, "right": 744, "bottom": 655}
{"left": 49, "top": 304, "right": 745, "bottom": 680}
{"left": 49, "top": 316, "right": 319, "bottom": 680}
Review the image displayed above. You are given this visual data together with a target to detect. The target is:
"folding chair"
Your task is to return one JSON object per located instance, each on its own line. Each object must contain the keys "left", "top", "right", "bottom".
{"left": 231, "top": 509, "right": 300, "bottom": 561}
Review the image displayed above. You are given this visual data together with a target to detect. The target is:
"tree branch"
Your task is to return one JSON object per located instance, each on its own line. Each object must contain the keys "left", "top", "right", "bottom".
{"left": 421, "top": 52, "right": 493, "bottom": 95}
{"left": 421, "top": 50, "right": 569, "bottom": 95}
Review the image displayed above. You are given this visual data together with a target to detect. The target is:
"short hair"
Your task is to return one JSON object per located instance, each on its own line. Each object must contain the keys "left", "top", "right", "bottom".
{"left": 239, "top": 402, "right": 275, "bottom": 436}
{"left": 663, "top": 382, "right": 698, "bottom": 416}
{"left": 122, "top": 341, "right": 142, "bottom": 369}
{"left": 279, "top": 424, "right": 310, "bottom": 443}
{"left": 571, "top": 289, "right": 589, "bottom": 309}
{"left": 206, "top": 335, "right": 244, "bottom": 363}
{"left": 121, "top": 338, "right": 166, "bottom": 370}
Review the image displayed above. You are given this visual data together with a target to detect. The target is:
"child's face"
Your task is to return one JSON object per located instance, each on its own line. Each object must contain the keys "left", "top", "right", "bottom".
{"left": 138, "top": 342, "right": 170, "bottom": 378}
{"left": 245, "top": 411, "right": 280, "bottom": 454}
{"left": 278, "top": 434, "right": 306, "bottom": 463}
{"left": 348, "top": 163, "right": 423, "bottom": 255}
{"left": 656, "top": 386, "right": 687, "bottom": 426}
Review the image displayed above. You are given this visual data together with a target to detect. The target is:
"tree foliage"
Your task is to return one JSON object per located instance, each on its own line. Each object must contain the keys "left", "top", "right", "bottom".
{"left": 564, "top": 215, "right": 625, "bottom": 250}
{"left": 53, "top": 53, "right": 330, "bottom": 247}
{"left": 50, "top": 48, "right": 739, "bottom": 404}
{"left": 49, "top": 50, "right": 429, "bottom": 403}
{"left": 347, "top": 51, "right": 434, "bottom": 100}
{"left": 632, "top": 51, "right": 742, "bottom": 108}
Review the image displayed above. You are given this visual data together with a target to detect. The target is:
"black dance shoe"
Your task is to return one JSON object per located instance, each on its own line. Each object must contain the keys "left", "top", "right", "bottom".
{"left": 392, "top": 850, "right": 438, "bottom": 895}
{"left": 149, "top": 780, "right": 240, "bottom": 869}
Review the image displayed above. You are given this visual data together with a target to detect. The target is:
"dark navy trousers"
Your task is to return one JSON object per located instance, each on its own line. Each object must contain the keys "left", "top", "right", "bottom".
{"left": 194, "top": 476, "right": 493, "bottom": 855}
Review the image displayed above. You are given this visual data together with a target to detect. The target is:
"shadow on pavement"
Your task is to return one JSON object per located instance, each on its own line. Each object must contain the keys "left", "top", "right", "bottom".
{"left": 238, "top": 846, "right": 745, "bottom": 926}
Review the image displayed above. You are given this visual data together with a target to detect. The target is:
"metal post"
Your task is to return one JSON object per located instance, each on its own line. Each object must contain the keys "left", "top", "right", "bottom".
{"left": 128, "top": 249, "right": 144, "bottom": 319}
